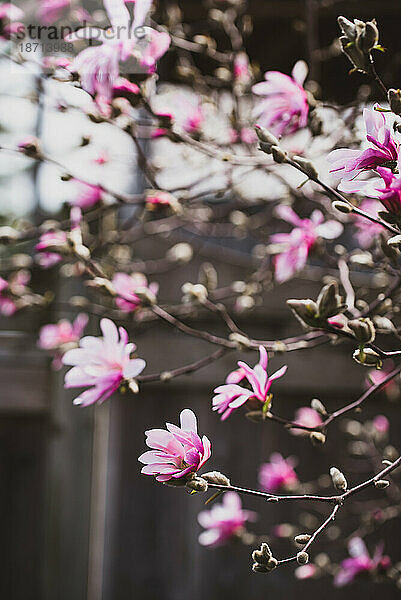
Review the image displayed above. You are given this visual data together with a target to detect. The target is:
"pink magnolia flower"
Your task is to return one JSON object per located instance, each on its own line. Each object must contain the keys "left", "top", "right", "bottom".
{"left": 327, "top": 106, "right": 399, "bottom": 192}
{"left": 271, "top": 205, "right": 343, "bottom": 283}
{"left": 367, "top": 360, "right": 399, "bottom": 400}
{"left": 197, "top": 491, "right": 256, "bottom": 547}
{"left": 259, "top": 453, "right": 298, "bottom": 493}
{"left": 138, "top": 408, "right": 211, "bottom": 482}
{"left": 67, "top": 0, "right": 170, "bottom": 108}
{"left": 69, "top": 180, "right": 102, "bottom": 209}
{"left": 212, "top": 346, "right": 287, "bottom": 420}
{"left": 353, "top": 199, "right": 383, "bottom": 248}
{"left": 233, "top": 52, "right": 252, "bottom": 87}
{"left": 369, "top": 155, "right": 401, "bottom": 214}
{"left": 334, "top": 537, "right": 390, "bottom": 587}
{"left": 39, "top": 313, "right": 88, "bottom": 369}
{"left": 0, "top": 3, "right": 24, "bottom": 21}
{"left": 62, "top": 318, "right": 146, "bottom": 406}
{"left": 37, "top": 0, "right": 69, "bottom": 24}
{"left": 252, "top": 61, "right": 309, "bottom": 137}
{"left": 0, "top": 271, "right": 30, "bottom": 316}
{"left": 372, "top": 415, "right": 389, "bottom": 434}
{"left": 153, "top": 94, "right": 204, "bottom": 137}
{"left": 291, "top": 406, "right": 322, "bottom": 436}
{"left": 35, "top": 230, "right": 68, "bottom": 268}
{"left": 112, "top": 272, "right": 158, "bottom": 312}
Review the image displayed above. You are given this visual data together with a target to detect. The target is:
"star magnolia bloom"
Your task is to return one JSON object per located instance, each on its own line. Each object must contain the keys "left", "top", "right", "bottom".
{"left": 0, "top": 277, "right": 16, "bottom": 316}
{"left": 291, "top": 406, "right": 322, "bottom": 436}
{"left": 112, "top": 272, "right": 158, "bottom": 312}
{"left": 153, "top": 93, "right": 204, "bottom": 137}
{"left": 271, "top": 205, "right": 343, "bottom": 283}
{"left": 197, "top": 491, "right": 256, "bottom": 547}
{"left": 259, "top": 453, "right": 298, "bottom": 493}
{"left": 327, "top": 106, "right": 399, "bottom": 193}
{"left": 66, "top": 0, "right": 170, "bottom": 108}
{"left": 252, "top": 61, "right": 309, "bottom": 137}
{"left": 212, "top": 346, "right": 287, "bottom": 420}
{"left": 70, "top": 180, "right": 102, "bottom": 209}
{"left": 334, "top": 537, "right": 390, "bottom": 587}
{"left": 62, "top": 318, "right": 146, "bottom": 406}
{"left": 138, "top": 408, "right": 211, "bottom": 482}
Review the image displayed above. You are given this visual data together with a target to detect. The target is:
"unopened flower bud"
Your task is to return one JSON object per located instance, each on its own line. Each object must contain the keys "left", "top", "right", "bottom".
{"left": 160, "top": 371, "right": 172, "bottom": 382}
{"left": 295, "top": 534, "right": 312, "bottom": 545}
{"left": 128, "top": 379, "right": 139, "bottom": 394}
{"left": 252, "top": 543, "right": 272, "bottom": 564}
{"left": 348, "top": 318, "right": 376, "bottom": 344}
{"left": 333, "top": 200, "right": 353, "bottom": 214}
{"left": 361, "top": 20, "right": 379, "bottom": 53}
{"left": 330, "top": 467, "right": 347, "bottom": 491}
{"left": 353, "top": 347, "right": 382, "bottom": 368}
{"left": 182, "top": 282, "right": 208, "bottom": 303}
{"left": 287, "top": 299, "right": 318, "bottom": 327}
{"left": 266, "top": 557, "right": 278, "bottom": 571}
{"left": 271, "top": 146, "right": 287, "bottom": 163}
{"left": 337, "top": 16, "right": 357, "bottom": 40}
{"left": 18, "top": 136, "right": 40, "bottom": 157}
{"left": 252, "top": 563, "right": 268, "bottom": 574}
{"left": 292, "top": 156, "right": 318, "bottom": 179}
{"left": 387, "top": 235, "right": 401, "bottom": 248}
{"left": 202, "top": 471, "right": 231, "bottom": 486}
{"left": 296, "top": 552, "right": 309, "bottom": 565}
{"left": 311, "top": 398, "right": 327, "bottom": 417}
{"left": 310, "top": 431, "right": 326, "bottom": 446}
{"left": 186, "top": 477, "right": 208, "bottom": 492}
{"left": 166, "top": 243, "right": 193, "bottom": 263}
{"left": 255, "top": 125, "right": 279, "bottom": 148}
{"left": 0, "top": 226, "right": 19, "bottom": 243}
{"left": 388, "top": 89, "right": 401, "bottom": 116}
{"left": 317, "top": 282, "right": 343, "bottom": 319}
{"left": 198, "top": 262, "right": 218, "bottom": 291}
{"left": 374, "top": 479, "right": 390, "bottom": 489}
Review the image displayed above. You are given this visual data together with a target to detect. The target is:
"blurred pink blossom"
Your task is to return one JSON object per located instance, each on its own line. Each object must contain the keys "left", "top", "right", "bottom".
{"left": 291, "top": 406, "right": 322, "bottom": 436}
{"left": 112, "top": 272, "right": 158, "bottom": 312}
{"left": 35, "top": 230, "right": 68, "bottom": 268}
{"left": 138, "top": 408, "right": 211, "bottom": 482}
{"left": 69, "top": 180, "right": 102, "bottom": 208}
{"left": 233, "top": 52, "right": 252, "bottom": 86}
{"left": 37, "top": 0, "right": 69, "bottom": 24}
{"left": 39, "top": 313, "right": 88, "bottom": 369}
{"left": 212, "top": 346, "right": 287, "bottom": 420}
{"left": 252, "top": 61, "right": 309, "bottom": 137}
{"left": 0, "top": 3, "right": 24, "bottom": 21}
{"left": 0, "top": 277, "right": 16, "bottom": 316}
{"left": 327, "top": 106, "right": 399, "bottom": 193}
{"left": 271, "top": 206, "right": 343, "bottom": 283}
{"left": 66, "top": 0, "right": 169, "bottom": 109}
{"left": 63, "top": 318, "right": 146, "bottom": 406}
{"left": 334, "top": 537, "right": 390, "bottom": 587}
{"left": 295, "top": 564, "right": 317, "bottom": 580}
{"left": 197, "top": 491, "right": 256, "bottom": 547}
{"left": 353, "top": 199, "right": 383, "bottom": 248}
{"left": 372, "top": 415, "right": 389, "bottom": 434}
{"left": 259, "top": 453, "right": 298, "bottom": 493}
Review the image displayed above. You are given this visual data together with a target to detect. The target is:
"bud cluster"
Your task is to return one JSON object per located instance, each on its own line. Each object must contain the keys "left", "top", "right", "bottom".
{"left": 338, "top": 16, "right": 380, "bottom": 72}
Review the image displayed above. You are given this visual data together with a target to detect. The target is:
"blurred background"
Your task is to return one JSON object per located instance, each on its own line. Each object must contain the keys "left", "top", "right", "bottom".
{"left": 1, "top": 1, "right": 401, "bottom": 599}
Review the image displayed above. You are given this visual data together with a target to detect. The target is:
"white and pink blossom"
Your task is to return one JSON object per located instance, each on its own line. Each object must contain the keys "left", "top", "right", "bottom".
{"left": 63, "top": 318, "right": 146, "bottom": 406}
{"left": 112, "top": 272, "right": 158, "bottom": 312}
{"left": 334, "top": 537, "right": 390, "bottom": 587}
{"left": 212, "top": 346, "right": 287, "bottom": 420}
{"left": 252, "top": 61, "right": 309, "bottom": 137}
{"left": 39, "top": 313, "right": 88, "bottom": 369}
{"left": 138, "top": 408, "right": 211, "bottom": 482}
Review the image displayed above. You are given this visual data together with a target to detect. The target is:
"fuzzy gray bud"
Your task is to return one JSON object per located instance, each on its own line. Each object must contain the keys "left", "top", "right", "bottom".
{"left": 316, "top": 282, "right": 343, "bottom": 319}
{"left": 310, "top": 432, "right": 326, "bottom": 446}
{"left": 271, "top": 146, "right": 287, "bottom": 163}
{"left": 333, "top": 200, "right": 353, "bottom": 214}
{"left": 292, "top": 156, "right": 318, "bottom": 179}
{"left": 202, "top": 471, "right": 231, "bottom": 486}
{"left": 246, "top": 410, "right": 266, "bottom": 423}
{"left": 296, "top": 551, "right": 309, "bottom": 565}
{"left": 374, "top": 479, "right": 390, "bottom": 489}
{"left": 252, "top": 563, "right": 268, "bottom": 574}
{"left": 348, "top": 318, "right": 376, "bottom": 344}
{"left": 295, "top": 534, "right": 312, "bottom": 545}
{"left": 353, "top": 347, "right": 382, "bottom": 368}
{"left": 311, "top": 398, "right": 327, "bottom": 417}
{"left": 186, "top": 477, "right": 208, "bottom": 492}
{"left": 287, "top": 299, "right": 318, "bottom": 327}
{"left": 252, "top": 542, "right": 272, "bottom": 565}
{"left": 255, "top": 126, "right": 279, "bottom": 148}
{"left": 330, "top": 467, "right": 347, "bottom": 491}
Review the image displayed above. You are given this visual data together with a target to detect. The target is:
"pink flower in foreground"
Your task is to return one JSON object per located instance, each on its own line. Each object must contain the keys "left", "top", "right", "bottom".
{"left": 35, "top": 230, "right": 68, "bottom": 268}
{"left": 138, "top": 408, "right": 211, "bottom": 482}
{"left": 353, "top": 199, "right": 383, "bottom": 248}
{"left": 259, "top": 453, "right": 298, "bottom": 493}
{"left": 370, "top": 157, "right": 401, "bottom": 214}
{"left": 295, "top": 564, "right": 317, "bottom": 580}
{"left": 327, "top": 106, "right": 399, "bottom": 193}
{"left": 291, "top": 406, "right": 322, "bottom": 436}
{"left": 212, "top": 346, "right": 287, "bottom": 420}
{"left": 39, "top": 313, "right": 88, "bottom": 369}
{"left": 62, "top": 318, "right": 146, "bottom": 406}
{"left": 271, "top": 206, "right": 343, "bottom": 283}
{"left": 252, "top": 61, "right": 309, "bottom": 137}
{"left": 334, "top": 537, "right": 390, "bottom": 587}
{"left": 0, "top": 3, "right": 24, "bottom": 21}
{"left": 69, "top": 180, "right": 102, "bottom": 209}
{"left": 112, "top": 272, "right": 158, "bottom": 312}
{"left": 198, "top": 491, "right": 256, "bottom": 547}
